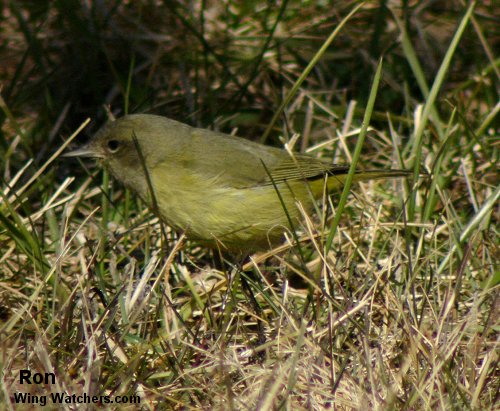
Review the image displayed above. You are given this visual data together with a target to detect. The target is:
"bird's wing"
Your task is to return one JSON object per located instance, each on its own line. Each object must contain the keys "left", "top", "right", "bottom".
{"left": 266, "top": 155, "right": 350, "bottom": 184}
{"left": 187, "top": 128, "right": 349, "bottom": 188}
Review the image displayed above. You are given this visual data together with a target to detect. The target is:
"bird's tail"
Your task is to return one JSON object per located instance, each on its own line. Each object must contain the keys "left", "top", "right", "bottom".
{"left": 324, "top": 169, "right": 413, "bottom": 191}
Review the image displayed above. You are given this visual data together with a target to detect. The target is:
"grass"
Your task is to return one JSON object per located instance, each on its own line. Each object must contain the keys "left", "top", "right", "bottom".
{"left": 1, "top": 1, "right": 498, "bottom": 410}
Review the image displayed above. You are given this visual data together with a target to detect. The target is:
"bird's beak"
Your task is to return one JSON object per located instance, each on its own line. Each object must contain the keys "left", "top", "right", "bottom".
{"left": 62, "top": 144, "right": 104, "bottom": 159}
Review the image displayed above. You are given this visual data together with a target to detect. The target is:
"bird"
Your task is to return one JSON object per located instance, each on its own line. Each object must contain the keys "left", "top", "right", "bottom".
{"left": 64, "top": 114, "right": 412, "bottom": 252}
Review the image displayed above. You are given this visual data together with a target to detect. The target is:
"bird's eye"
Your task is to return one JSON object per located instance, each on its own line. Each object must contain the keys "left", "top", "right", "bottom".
{"left": 107, "top": 139, "right": 120, "bottom": 153}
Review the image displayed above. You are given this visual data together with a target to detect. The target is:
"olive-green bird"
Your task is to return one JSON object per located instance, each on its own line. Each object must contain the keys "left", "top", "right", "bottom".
{"left": 65, "top": 114, "right": 411, "bottom": 252}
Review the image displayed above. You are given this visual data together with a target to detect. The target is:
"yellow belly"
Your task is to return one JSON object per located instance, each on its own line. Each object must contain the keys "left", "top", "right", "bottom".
{"left": 153, "top": 177, "right": 313, "bottom": 251}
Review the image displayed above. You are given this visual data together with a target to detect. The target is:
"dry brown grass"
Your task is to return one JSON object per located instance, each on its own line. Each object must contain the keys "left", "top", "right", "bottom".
{"left": 1, "top": 1, "right": 498, "bottom": 410}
